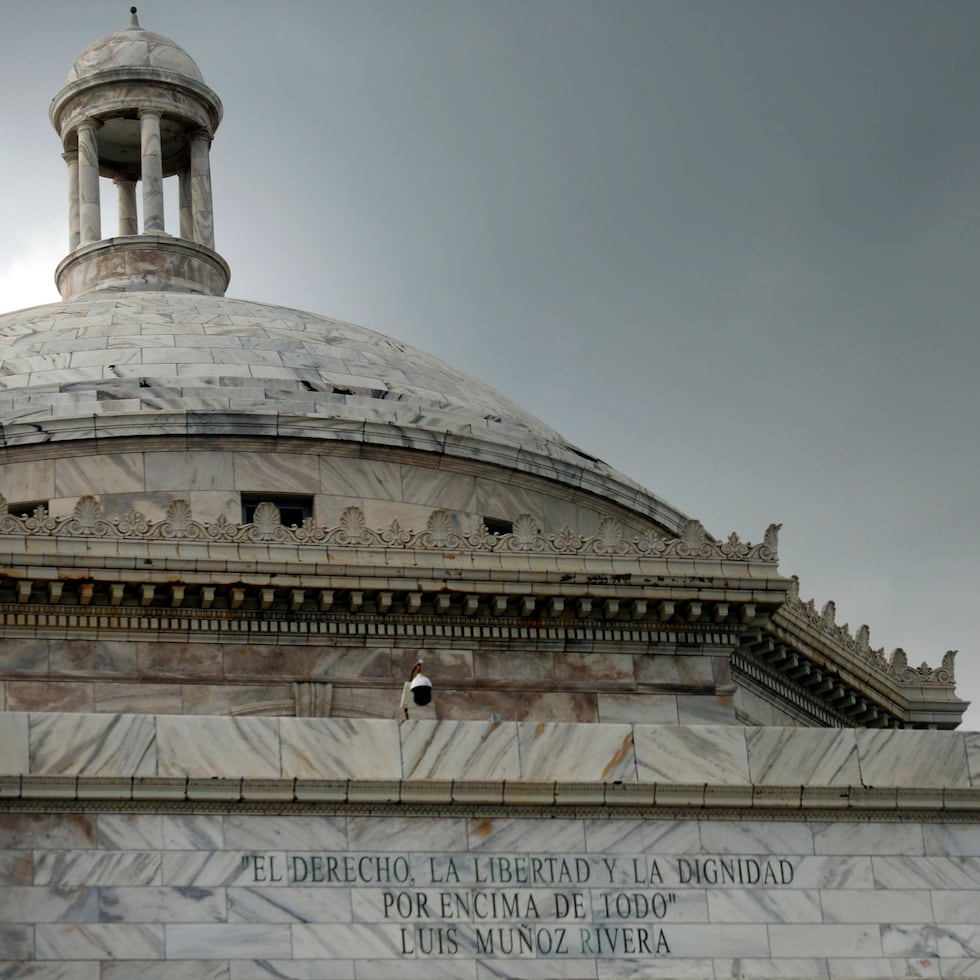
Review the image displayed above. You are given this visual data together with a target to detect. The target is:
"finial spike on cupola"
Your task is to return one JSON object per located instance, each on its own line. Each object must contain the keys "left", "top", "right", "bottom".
{"left": 129, "top": 7, "right": 140, "bottom": 28}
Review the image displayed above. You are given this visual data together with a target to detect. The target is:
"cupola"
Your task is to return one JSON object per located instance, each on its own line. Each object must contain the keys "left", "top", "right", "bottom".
{"left": 49, "top": 7, "right": 229, "bottom": 299}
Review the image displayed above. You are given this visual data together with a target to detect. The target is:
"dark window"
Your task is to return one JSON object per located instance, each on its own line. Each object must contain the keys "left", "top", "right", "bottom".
{"left": 483, "top": 517, "right": 513, "bottom": 536}
{"left": 6, "top": 500, "right": 47, "bottom": 519}
{"left": 241, "top": 493, "right": 314, "bottom": 527}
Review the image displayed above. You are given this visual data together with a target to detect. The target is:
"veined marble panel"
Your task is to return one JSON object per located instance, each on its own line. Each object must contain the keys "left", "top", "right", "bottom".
{"left": 33, "top": 851, "right": 161, "bottom": 887}
{"left": 53, "top": 452, "right": 144, "bottom": 497}
{"left": 784, "top": 855, "right": 874, "bottom": 889}
{"left": 401, "top": 720, "right": 519, "bottom": 781}
{"left": 229, "top": 962, "right": 355, "bottom": 979}
{"left": 0, "top": 814, "right": 96, "bottom": 849}
{"left": 872, "top": 856, "right": 980, "bottom": 890}
{"left": 222, "top": 815, "right": 346, "bottom": 852}
{"left": 144, "top": 451, "right": 234, "bottom": 491}
{"left": 466, "top": 817, "right": 586, "bottom": 854}
{"left": 358, "top": 962, "right": 478, "bottom": 980}
{"left": 0, "top": 964, "right": 99, "bottom": 980}
{"left": 232, "top": 452, "right": 320, "bottom": 494}
{"left": 634, "top": 726, "right": 749, "bottom": 785}
{"left": 98, "top": 815, "right": 163, "bottom": 850}
{"left": 714, "top": 958, "right": 831, "bottom": 978}
{"left": 227, "top": 885, "right": 351, "bottom": 924}
{"left": 699, "top": 821, "right": 814, "bottom": 856}
{"left": 746, "top": 728, "right": 860, "bottom": 786}
{"left": 0, "top": 714, "right": 28, "bottom": 773}
{"left": 0, "top": 852, "right": 33, "bottom": 886}
{"left": 827, "top": 958, "right": 942, "bottom": 978}
{"left": 102, "top": 963, "right": 231, "bottom": 980}
{"left": 99, "top": 886, "right": 226, "bottom": 923}
{"left": 291, "top": 923, "right": 406, "bottom": 959}
{"left": 280, "top": 719, "right": 401, "bottom": 780}
{"left": 856, "top": 731, "right": 970, "bottom": 788}
{"left": 156, "top": 716, "right": 281, "bottom": 778}
{"left": 162, "top": 851, "right": 262, "bottom": 887}
{"left": 768, "top": 923, "right": 883, "bottom": 958}
{"left": 0, "top": 886, "right": 98, "bottom": 923}
{"left": 30, "top": 714, "right": 157, "bottom": 776}
{"left": 518, "top": 722, "right": 636, "bottom": 782}
{"left": 706, "top": 888, "right": 821, "bottom": 924}
{"left": 35, "top": 922, "right": 165, "bottom": 959}
{"left": 348, "top": 816, "right": 467, "bottom": 853}
{"left": 812, "top": 821, "right": 925, "bottom": 856}
{"left": 820, "top": 889, "right": 934, "bottom": 924}
{"left": 922, "top": 824, "right": 980, "bottom": 857}
{"left": 162, "top": 815, "right": 224, "bottom": 851}
{"left": 164, "top": 923, "right": 292, "bottom": 959}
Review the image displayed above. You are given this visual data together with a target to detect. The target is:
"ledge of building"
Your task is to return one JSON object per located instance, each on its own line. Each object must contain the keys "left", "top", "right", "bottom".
{"left": 1, "top": 715, "right": 977, "bottom": 811}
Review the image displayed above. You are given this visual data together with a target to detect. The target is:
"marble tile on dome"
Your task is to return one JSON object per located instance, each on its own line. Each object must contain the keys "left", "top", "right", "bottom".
{"left": 228, "top": 885, "right": 351, "bottom": 925}
{"left": 99, "top": 886, "right": 226, "bottom": 923}
{"left": 813, "top": 821, "right": 924, "bottom": 856}
{"left": 53, "top": 452, "right": 145, "bottom": 496}
{"left": 36, "top": 922, "right": 165, "bottom": 959}
{"left": 156, "top": 716, "right": 281, "bottom": 778}
{"left": 98, "top": 814, "right": 163, "bottom": 850}
{"left": 465, "top": 816, "right": 586, "bottom": 854}
{"left": 699, "top": 820, "right": 814, "bottom": 856}
{"left": 769, "top": 923, "right": 882, "bottom": 958}
{"left": 232, "top": 451, "right": 320, "bottom": 493}
{"left": 348, "top": 816, "right": 467, "bottom": 852}
{"left": 517, "top": 721, "right": 636, "bottom": 782}
{"left": 401, "top": 719, "right": 519, "bottom": 781}
{"left": 29, "top": 713, "right": 155, "bottom": 777}
{"left": 223, "top": 815, "right": 346, "bottom": 852}
{"left": 633, "top": 726, "right": 748, "bottom": 785}
{"left": 0, "top": 457, "right": 55, "bottom": 499}
{"left": 746, "top": 727, "right": 860, "bottom": 786}
{"left": 165, "top": 923, "right": 292, "bottom": 960}
{"left": 400, "top": 468, "right": 478, "bottom": 510}
{"left": 0, "top": 885, "right": 98, "bottom": 924}
{"left": 144, "top": 450, "right": 234, "bottom": 490}
{"left": 318, "top": 455, "right": 404, "bottom": 500}
{"left": 856, "top": 730, "right": 970, "bottom": 788}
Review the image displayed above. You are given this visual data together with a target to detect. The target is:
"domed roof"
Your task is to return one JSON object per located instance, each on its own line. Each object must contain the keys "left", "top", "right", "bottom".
{"left": 0, "top": 291, "right": 688, "bottom": 532}
{"left": 66, "top": 20, "right": 204, "bottom": 84}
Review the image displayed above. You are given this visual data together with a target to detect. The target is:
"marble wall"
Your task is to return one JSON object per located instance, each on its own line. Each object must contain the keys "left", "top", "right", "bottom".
{"left": 1, "top": 717, "right": 979, "bottom": 978}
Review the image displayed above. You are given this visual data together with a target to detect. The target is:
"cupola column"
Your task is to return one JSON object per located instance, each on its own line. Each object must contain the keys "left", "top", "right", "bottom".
{"left": 189, "top": 130, "right": 215, "bottom": 249}
{"left": 139, "top": 108, "right": 165, "bottom": 234}
{"left": 115, "top": 179, "right": 139, "bottom": 236}
{"left": 178, "top": 169, "right": 193, "bottom": 240}
{"left": 63, "top": 150, "right": 80, "bottom": 251}
{"left": 77, "top": 119, "right": 101, "bottom": 245}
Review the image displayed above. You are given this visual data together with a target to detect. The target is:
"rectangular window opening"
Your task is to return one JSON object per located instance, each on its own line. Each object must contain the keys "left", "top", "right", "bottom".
{"left": 241, "top": 493, "right": 314, "bottom": 527}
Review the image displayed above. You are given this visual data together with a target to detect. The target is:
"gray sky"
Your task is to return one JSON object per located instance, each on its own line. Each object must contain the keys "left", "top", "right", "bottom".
{"left": 2, "top": 1, "right": 978, "bottom": 728}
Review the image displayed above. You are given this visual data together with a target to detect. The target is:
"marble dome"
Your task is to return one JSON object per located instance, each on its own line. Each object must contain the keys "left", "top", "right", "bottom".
{"left": 0, "top": 291, "right": 689, "bottom": 533}
{"left": 65, "top": 23, "right": 204, "bottom": 84}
